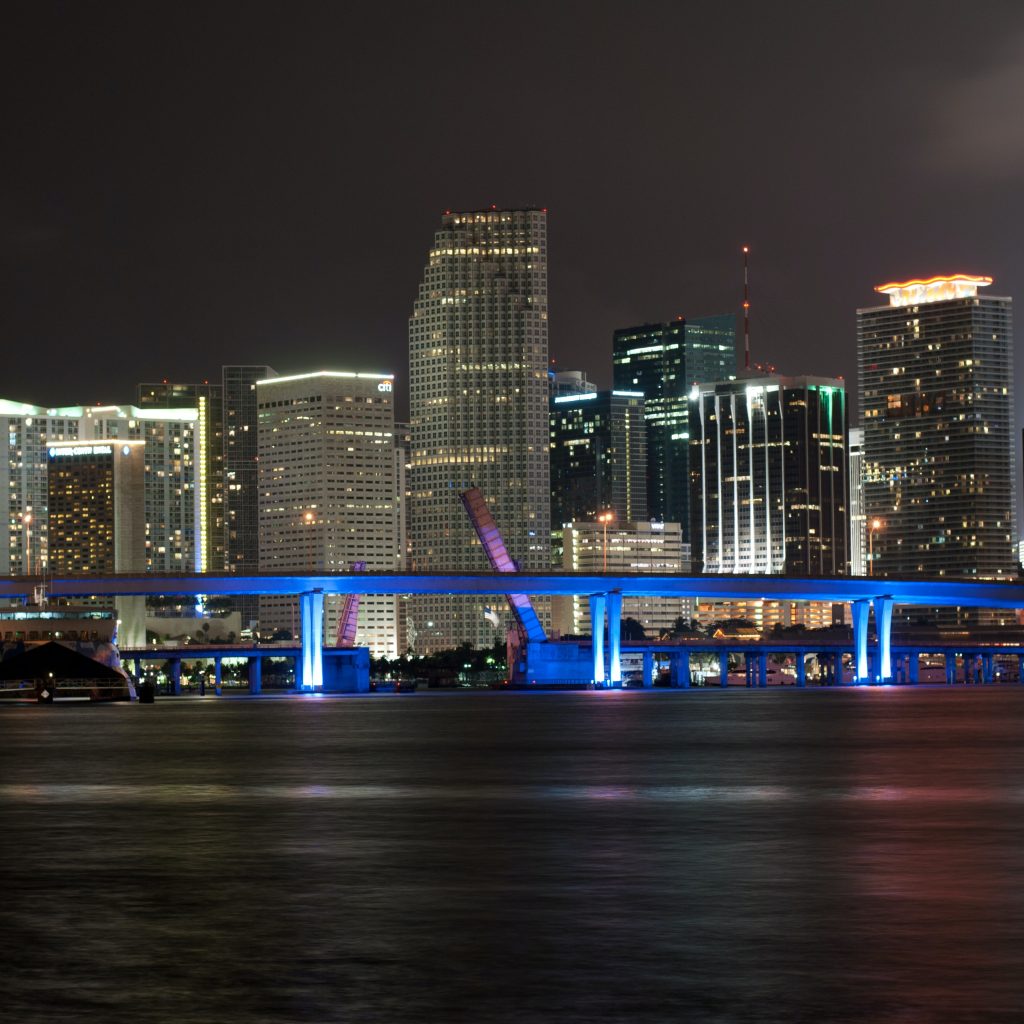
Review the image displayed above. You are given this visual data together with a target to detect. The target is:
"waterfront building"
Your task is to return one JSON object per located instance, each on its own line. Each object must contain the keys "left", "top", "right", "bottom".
{"left": 689, "top": 374, "right": 849, "bottom": 576}
{"left": 1, "top": 401, "right": 203, "bottom": 577}
{"left": 612, "top": 316, "right": 735, "bottom": 537}
{"left": 256, "top": 371, "right": 402, "bottom": 656}
{"left": 857, "top": 274, "right": 1015, "bottom": 586}
{"left": 550, "top": 389, "right": 647, "bottom": 528}
{"left": 551, "top": 521, "right": 692, "bottom": 638}
{"left": 408, "top": 207, "right": 550, "bottom": 651}
{"left": 137, "top": 380, "right": 225, "bottom": 572}
{"left": 848, "top": 427, "right": 867, "bottom": 576}
{"left": 46, "top": 439, "right": 147, "bottom": 643}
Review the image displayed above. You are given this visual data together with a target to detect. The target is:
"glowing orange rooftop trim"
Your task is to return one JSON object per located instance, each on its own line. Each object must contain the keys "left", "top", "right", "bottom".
{"left": 875, "top": 274, "right": 992, "bottom": 294}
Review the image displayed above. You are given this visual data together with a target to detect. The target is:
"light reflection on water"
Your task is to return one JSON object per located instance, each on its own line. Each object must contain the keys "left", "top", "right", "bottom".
{"left": 3, "top": 689, "right": 1024, "bottom": 1023}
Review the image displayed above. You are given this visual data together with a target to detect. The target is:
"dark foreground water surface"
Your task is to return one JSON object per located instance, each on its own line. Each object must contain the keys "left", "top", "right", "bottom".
{"left": 3, "top": 689, "right": 1024, "bottom": 1023}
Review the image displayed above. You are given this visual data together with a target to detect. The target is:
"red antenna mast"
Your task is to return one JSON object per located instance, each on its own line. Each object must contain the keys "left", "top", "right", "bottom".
{"left": 742, "top": 245, "right": 751, "bottom": 370}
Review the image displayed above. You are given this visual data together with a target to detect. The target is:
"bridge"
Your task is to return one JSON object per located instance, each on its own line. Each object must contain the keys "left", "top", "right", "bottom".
{"left": 3, "top": 571, "right": 1023, "bottom": 688}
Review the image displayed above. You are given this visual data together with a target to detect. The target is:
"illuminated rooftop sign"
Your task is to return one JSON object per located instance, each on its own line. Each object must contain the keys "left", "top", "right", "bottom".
{"left": 874, "top": 274, "right": 993, "bottom": 307}
{"left": 48, "top": 444, "right": 114, "bottom": 458}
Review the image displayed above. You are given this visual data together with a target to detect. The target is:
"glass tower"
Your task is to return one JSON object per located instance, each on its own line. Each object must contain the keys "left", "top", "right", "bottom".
{"left": 612, "top": 315, "right": 735, "bottom": 536}
{"left": 857, "top": 275, "right": 1014, "bottom": 584}
{"left": 689, "top": 374, "right": 849, "bottom": 576}
{"left": 409, "top": 208, "right": 550, "bottom": 652}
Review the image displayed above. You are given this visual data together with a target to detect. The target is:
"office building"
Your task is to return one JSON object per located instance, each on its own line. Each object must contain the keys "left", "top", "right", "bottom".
{"left": 612, "top": 316, "right": 735, "bottom": 536}
{"left": 857, "top": 274, "right": 1014, "bottom": 585}
{"left": 549, "top": 369, "right": 597, "bottom": 398}
{"left": 409, "top": 207, "right": 550, "bottom": 651}
{"left": 848, "top": 428, "right": 867, "bottom": 576}
{"left": 689, "top": 374, "right": 849, "bottom": 576}
{"left": 256, "top": 371, "right": 402, "bottom": 656}
{"left": 46, "top": 439, "right": 147, "bottom": 643}
{"left": 550, "top": 389, "right": 647, "bottom": 527}
{"left": 551, "top": 521, "right": 691, "bottom": 638}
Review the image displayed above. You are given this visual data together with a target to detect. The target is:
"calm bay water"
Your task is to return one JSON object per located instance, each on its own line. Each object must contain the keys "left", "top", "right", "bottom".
{"left": 3, "top": 688, "right": 1024, "bottom": 1023}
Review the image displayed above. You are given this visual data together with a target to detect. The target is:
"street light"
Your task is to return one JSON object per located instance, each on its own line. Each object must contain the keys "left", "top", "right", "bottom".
{"left": 868, "top": 518, "right": 883, "bottom": 577}
{"left": 597, "top": 511, "right": 615, "bottom": 572}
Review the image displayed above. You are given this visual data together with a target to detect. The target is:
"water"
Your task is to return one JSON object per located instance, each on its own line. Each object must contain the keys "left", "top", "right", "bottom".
{"left": 3, "top": 688, "right": 1024, "bottom": 1023}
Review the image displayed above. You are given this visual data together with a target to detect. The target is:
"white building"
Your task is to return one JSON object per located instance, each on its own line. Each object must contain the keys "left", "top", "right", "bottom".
{"left": 552, "top": 521, "right": 692, "bottom": 638}
{"left": 1, "top": 400, "right": 203, "bottom": 577}
{"left": 256, "top": 371, "right": 402, "bottom": 656}
{"left": 408, "top": 208, "right": 550, "bottom": 652}
{"left": 848, "top": 427, "right": 867, "bottom": 576}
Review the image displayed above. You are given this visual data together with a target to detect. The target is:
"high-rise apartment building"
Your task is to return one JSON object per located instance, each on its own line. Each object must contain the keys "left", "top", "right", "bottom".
{"left": 137, "top": 381, "right": 225, "bottom": 572}
{"left": 549, "top": 390, "right": 647, "bottom": 527}
{"left": 848, "top": 427, "right": 867, "bottom": 576}
{"left": 857, "top": 274, "right": 1014, "bottom": 585}
{"left": 409, "top": 207, "right": 550, "bottom": 651}
{"left": 46, "top": 439, "right": 147, "bottom": 643}
{"left": 612, "top": 316, "right": 735, "bottom": 535}
{"left": 256, "top": 371, "right": 402, "bottom": 656}
{"left": 1, "top": 400, "right": 203, "bottom": 577}
{"left": 689, "top": 374, "right": 849, "bottom": 575}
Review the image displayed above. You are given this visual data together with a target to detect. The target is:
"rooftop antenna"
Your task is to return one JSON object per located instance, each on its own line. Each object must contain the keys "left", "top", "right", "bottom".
{"left": 742, "top": 245, "right": 751, "bottom": 370}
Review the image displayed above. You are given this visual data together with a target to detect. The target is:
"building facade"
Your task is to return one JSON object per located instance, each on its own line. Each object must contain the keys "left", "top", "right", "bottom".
{"left": 689, "top": 374, "right": 849, "bottom": 576}
{"left": 46, "top": 439, "right": 147, "bottom": 643}
{"left": 612, "top": 316, "right": 735, "bottom": 536}
{"left": 551, "top": 521, "right": 692, "bottom": 638}
{"left": 256, "top": 371, "right": 402, "bottom": 656}
{"left": 857, "top": 274, "right": 1015, "bottom": 585}
{"left": 408, "top": 207, "right": 550, "bottom": 651}
{"left": 1, "top": 400, "right": 203, "bottom": 577}
{"left": 550, "top": 389, "right": 647, "bottom": 528}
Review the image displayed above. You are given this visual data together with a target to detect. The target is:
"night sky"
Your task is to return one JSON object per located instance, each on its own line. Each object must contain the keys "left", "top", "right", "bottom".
{"left": 5, "top": 1, "right": 1024, "bottom": 423}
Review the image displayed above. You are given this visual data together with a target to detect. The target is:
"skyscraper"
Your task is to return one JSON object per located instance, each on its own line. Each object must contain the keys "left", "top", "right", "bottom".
{"left": 46, "top": 439, "right": 147, "bottom": 644}
{"left": 689, "top": 374, "right": 849, "bottom": 576}
{"left": 549, "top": 389, "right": 647, "bottom": 527}
{"left": 409, "top": 207, "right": 550, "bottom": 651}
{"left": 137, "top": 380, "right": 225, "bottom": 572}
{"left": 256, "top": 371, "right": 402, "bottom": 656}
{"left": 857, "top": 273, "right": 1014, "bottom": 583}
{"left": 612, "top": 315, "right": 735, "bottom": 535}
{"left": 1, "top": 400, "right": 204, "bottom": 577}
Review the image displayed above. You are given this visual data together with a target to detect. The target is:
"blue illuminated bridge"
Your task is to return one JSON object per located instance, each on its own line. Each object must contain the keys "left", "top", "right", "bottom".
{"left": 4, "top": 571, "right": 1024, "bottom": 690}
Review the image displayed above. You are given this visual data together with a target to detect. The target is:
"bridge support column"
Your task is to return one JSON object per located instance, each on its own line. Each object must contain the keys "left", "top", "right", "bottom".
{"left": 1018, "top": 654, "right": 1024, "bottom": 684}
{"left": 300, "top": 590, "right": 324, "bottom": 690}
{"left": 248, "top": 656, "right": 262, "bottom": 695}
{"left": 589, "top": 594, "right": 606, "bottom": 684}
{"left": 758, "top": 652, "right": 768, "bottom": 688}
{"left": 607, "top": 591, "right": 622, "bottom": 685}
{"left": 983, "top": 653, "right": 994, "bottom": 684}
{"left": 719, "top": 651, "right": 729, "bottom": 688}
{"left": 214, "top": 656, "right": 223, "bottom": 696}
{"left": 796, "top": 653, "right": 806, "bottom": 687}
{"left": 945, "top": 652, "right": 957, "bottom": 685}
{"left": 169, "top": 658, "right": 182, "bottom": 696}
{"left": 642, "top": 650, "right": 654, "bottom": 688}
{"left": 852, "top": 600, "right": 869, "bottom": 683}
{"left": 873, "top": 596, "right": 893, "bottom": 682}
{"left": 908, "top": 652, "right": 919, "bottom": 684}
{"left": 670, "top": 650, "right": 690, "bottom": 688}
{"left": 133, "top": 657, "right": 142, "bottom": 680}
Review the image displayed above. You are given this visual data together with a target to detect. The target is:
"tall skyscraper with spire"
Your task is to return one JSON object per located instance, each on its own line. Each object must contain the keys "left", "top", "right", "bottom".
{"left": 409, "top": 207, "right": 551, "bottom": 650}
